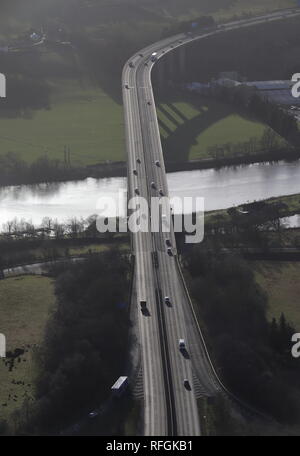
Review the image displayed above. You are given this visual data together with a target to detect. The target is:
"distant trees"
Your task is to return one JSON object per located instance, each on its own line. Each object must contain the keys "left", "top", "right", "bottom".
{"left": 184, "top": 247, "right": 300, "bottom": 423}
{"left": 0, "top": 75, "right": 50, "bottom": 113}
{"left": 0, "top": 152, "right": 85, "bottom": 187}
{"left": 213, "top": 86, "right": 299, "bottom": 146}
{"left": 162, "top": 15, "right": 216, "bottom": 37}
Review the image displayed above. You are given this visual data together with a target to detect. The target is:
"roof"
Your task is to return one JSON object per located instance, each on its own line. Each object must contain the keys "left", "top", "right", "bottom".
{"left": 111, "top": 376, "right": 128, "bottom": 390}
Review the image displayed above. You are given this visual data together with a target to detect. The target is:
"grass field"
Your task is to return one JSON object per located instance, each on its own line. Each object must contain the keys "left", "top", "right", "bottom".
{"left": 252, "top": 261, "right": 300, "bottom": 330}
{"left": 0, "top": 75, "right": 125, "bottom": 166}
{"left": 157, "top": 97, "right": 280, "bottom": 162}
{"left": 0, "top": 0, "right": 294, "bottom": 167}
{"left": 0, "top": 275, "right": 56, "bottom": 422}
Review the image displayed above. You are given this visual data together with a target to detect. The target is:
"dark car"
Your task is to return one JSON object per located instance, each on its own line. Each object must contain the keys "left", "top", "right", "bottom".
{"left": 183, "top": 379, "right": 191, "bottom": 390}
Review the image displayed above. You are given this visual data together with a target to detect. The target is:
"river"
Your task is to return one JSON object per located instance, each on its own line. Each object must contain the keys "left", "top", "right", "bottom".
{"left": 1, "top": 160, "right": 300, "bottom": 228}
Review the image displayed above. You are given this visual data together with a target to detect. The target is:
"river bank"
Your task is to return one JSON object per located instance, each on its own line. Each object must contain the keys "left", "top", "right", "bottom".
{"left": 3, "top": 159, "right": 300, "bottom": 226}
{"left": 1, "top": 145, "right": 299, "bottom": 188}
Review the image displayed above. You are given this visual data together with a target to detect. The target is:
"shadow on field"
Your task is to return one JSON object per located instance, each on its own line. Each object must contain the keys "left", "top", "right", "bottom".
{"left": 157, "top": 96, "right": 231, "bottom": 162}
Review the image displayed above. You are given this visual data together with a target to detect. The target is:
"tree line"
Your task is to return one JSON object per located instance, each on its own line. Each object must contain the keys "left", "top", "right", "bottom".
{"left": 8, "top": 249, "right": 131, "bottom": 435}
{"left": 184, "top": 247, "right": 300, "bottom": 424}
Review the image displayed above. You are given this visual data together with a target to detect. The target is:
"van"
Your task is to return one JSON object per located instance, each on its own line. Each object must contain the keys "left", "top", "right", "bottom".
{"left": 179, "top": 339, "right": 186, "bottom": 350}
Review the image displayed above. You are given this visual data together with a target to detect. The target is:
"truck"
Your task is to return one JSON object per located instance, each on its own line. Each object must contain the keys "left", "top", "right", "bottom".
{"left": 111, "top": 376, "right": 128, "bottom": 396}
{"left": 150, "top": 52, "right": 158, "bottom": 62}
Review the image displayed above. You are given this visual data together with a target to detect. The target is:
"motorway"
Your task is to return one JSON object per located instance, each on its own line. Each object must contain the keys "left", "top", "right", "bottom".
{"left": 122, "top": 7, "right": 300, "bottom": 436}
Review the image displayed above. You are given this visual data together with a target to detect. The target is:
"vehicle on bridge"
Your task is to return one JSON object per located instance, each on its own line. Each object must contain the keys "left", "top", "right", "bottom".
{"left": 179, "top": 339, "right": 186, "bottom": 350}
{"left": 183, "top": 379, "right": 191, "bottom": 390}
{"left": 165, "top": 296, "right": 171, "bottom": 306}
{"left": 150, "top": 52, "right": 158, "bottom": 62}
{"left": 140, "top": 300, "right": 147, "bottom": 311}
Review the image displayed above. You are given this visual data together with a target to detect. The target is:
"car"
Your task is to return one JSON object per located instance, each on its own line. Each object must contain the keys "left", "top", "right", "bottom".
{"left": 155, "top": 160, "right": 160, "bottom": 167}
{"left": 144, "top": 62, "right": 148, "bottom": 66}
{"left": 159, "top": 189, "right": 164, "bottom": 196}
{"left": 133, "top": 169, "right": 137, "bottom": 175}
{"left": 147, "top": 101, "right": 152, "bottom": 105}
{"left": 179, "top": 339, "right": 186, "bottom": 350}
{"left": 167, "top": 247, "right": 173, "bottom": 256}
{"left": 166, "top": 239, "right": 171, "bottom": 247}
{"left": 135, "top": 188, "right": 140, "bottom": 195}
{"left": 151, "top": 181, "right": 156, "bottom": 189}
{"left": 165, "top": 296, "right": 171, "bottom": 306}
{"left": 136, "top": 158, "right": 141, "bottom": 164}
{"left": 183, "top": 379, "right": 191, "bottom": 390}
{"left": 139, "top": 53, "right": 143, "bottom": 57}
{"left": 129, "top": 61, "right": 134, "bottom": 68}
{"left": 88, "top": 410, "right": 99, "bottom": 419}
{"left": 140, "top": 300, "right": 147, "bottom": 311}
{"left": 125, "top": 83, "right": 129, "bottom": 89}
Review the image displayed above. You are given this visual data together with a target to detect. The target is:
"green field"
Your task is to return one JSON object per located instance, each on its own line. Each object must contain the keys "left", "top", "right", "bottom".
{"left": 0, "top": 75, "right": 124, "bottom": 166}
{"left": 252, "top": 261, "right": 300, "bottom": 330}
{"left": 157, "top": 98, "right": 281, "bottom": 162}
{"left": 0, "top": 276, "right": 56, "bottom": 422}
{"left": 0, "top": 0, "right": 295, "bottom": 168}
